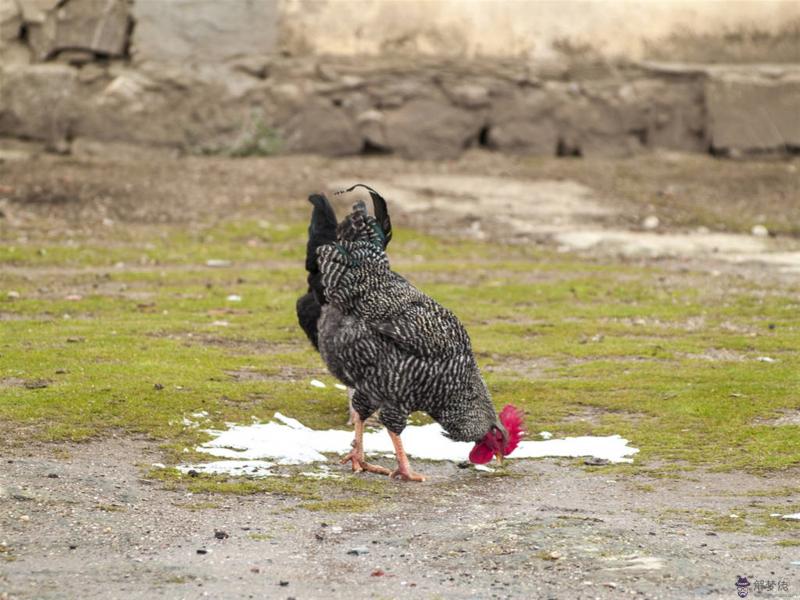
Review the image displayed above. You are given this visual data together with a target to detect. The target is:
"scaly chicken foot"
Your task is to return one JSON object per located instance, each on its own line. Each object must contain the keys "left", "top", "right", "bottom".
{"left": 340, "top": 414, "right": 391, "bottom": 476}
{"left": 388, "top": 431, "right": 426, "bottom": 482}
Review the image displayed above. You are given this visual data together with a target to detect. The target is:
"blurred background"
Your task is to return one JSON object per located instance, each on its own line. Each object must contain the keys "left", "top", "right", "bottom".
{"left": 2, "top": 4, "right": 800, "bottom": 598}
{"left": 0, "top": 0, "right": 798, "bottom": 159}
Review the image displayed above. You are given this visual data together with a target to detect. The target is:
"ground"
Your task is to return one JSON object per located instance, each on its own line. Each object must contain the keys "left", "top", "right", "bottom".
{"left": 1, "top": 150, "right": 799, "bottom": 599}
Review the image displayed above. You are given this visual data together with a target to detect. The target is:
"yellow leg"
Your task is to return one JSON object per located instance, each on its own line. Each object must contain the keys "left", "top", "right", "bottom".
{"left": 388, "top": 431, "right": 426, "bottom": 482}
{"left": 340, "top": 414, "right": 391, "bottom": 476}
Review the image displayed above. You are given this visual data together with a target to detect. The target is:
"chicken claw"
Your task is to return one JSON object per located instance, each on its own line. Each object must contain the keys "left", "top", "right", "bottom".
{"left": 341, "top": 450, "right": 391, "bottom": 475}
{"left": 342, "top": 413, "right": 391, "bottom": 476}
{"left": 387, "top": 431, "right": 426, "bottom": 482}
{"left": 390, "top": 468, "right": 426, "bottom": 482}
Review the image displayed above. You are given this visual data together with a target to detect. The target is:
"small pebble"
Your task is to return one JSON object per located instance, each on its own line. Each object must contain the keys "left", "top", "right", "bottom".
{"left": 584, "top": 457, "right": 610, "bottom": 466}
{"left": 751, "top": 224, "right": 769, "bottom": 237}
{"left": 154, "top": 383, "right": 164, "bottom": 390}
{"left": 7, "top": 291, "right": 20, "bottom": 299}
{"left": 206, "top": 259, "right": 231, "bottom": 268}
{"left": 642, "top": 215, "right": 660, "bottom": 230}
{"left": 24, "top": 380, "right": 48, "bottom": 390}
{"left": 214, "top": 530, "right": 229, "bottom": 540}
{"left": 279, "top": 580, "right": 289, "bottom": 587}
{"left": 603, "top": 582, "right": 618, "bottom": 589}
{"left": 347, "top": 546, "right": 369, "bottom": 556}
{"left": 196, "top": 548, "right": 209, "bottom": 555}
{"left": 47, "top": 473, "right": 59, "bottom": 479}
{"left": 19, "top": 515, "right": 30, "bottom": 522}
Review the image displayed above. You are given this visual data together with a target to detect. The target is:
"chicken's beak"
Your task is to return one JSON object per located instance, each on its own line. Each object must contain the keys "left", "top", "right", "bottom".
{"left": 495, "top": 450, "right": 504, "bottom": 465}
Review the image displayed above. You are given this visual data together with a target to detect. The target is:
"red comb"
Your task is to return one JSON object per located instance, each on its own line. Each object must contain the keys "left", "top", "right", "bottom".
{"left": 499, "top": 404, "right": 525, "bottom": 455}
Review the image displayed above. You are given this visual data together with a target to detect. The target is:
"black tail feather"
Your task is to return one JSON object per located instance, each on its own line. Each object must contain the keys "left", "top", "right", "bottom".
{"left": 336, "top": 184, "right": 392, "bottom": 247}
{"left": 306, "top": 194, "right": 338, "bottom": 273}
{"left": 306, "top": 193, "right": 338, "bottom": 304}
{"left": 296, "top": 291, "right": 322, "bottom": 349}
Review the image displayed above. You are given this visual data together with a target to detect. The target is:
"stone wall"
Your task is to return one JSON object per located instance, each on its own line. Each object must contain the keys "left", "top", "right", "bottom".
{"left": 1, "top": 0, "right": 798, "bottom": 159}
{"left": 280, "top": 0, "right": 800, "bottom": 63}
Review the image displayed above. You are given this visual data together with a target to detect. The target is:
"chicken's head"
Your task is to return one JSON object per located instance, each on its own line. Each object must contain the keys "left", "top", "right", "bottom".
{"left": 468, "top": 405, "right": 525, "bottom": 464}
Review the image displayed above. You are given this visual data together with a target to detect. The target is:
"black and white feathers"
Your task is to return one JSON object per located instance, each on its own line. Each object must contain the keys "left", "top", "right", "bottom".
{"left": 296, "top": 185, "right": 392, "bottom": 350}
{"left": 306, "top": 190, "right": 498, "bottom": 443}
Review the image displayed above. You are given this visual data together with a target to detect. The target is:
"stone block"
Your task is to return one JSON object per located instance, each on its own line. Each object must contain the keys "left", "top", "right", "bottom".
{"left": 707, "top": 74, "right": 800, "bottom": 152}
{"left": 131, "top": 0, "right": 279, "bottom": 65}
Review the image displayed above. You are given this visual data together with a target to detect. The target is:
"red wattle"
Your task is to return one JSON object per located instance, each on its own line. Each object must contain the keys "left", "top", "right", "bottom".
{"left": 469, "top": 442, "right": 495, "bottom": 464}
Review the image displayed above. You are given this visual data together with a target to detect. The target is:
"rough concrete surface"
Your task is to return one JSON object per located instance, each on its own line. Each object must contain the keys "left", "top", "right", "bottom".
{"left": 2, "top": 440, "right": 799, "bottom": 600}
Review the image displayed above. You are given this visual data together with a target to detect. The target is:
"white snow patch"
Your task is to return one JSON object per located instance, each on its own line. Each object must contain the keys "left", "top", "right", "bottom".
{"left": 539, "top": 431, "right": 553, "bottom": 440}
{"left": 310, "top": 379, "right": 327, "bottom": 388}
{"left": 192, "top": 413, "right": 638, "bottom": 465}
{"left": 334, "top": 383, "right": 347, "bottom": 390}
{"left": 299, "top": 469, "right": 340, "bottom": 479}
{"left": 757, "top": 356, "right": 777, "bottom": 363}
{"left": 226, "top": 294, "right": 242, "bottom": 302}
{"left": 176, "top": 460, "right": 280, "bottom": 478}
{"left": 206, "top": 259, "right": 231, "bottom": 268}
{"left": 781, "top": 513, "right": 800, "bottom": 521}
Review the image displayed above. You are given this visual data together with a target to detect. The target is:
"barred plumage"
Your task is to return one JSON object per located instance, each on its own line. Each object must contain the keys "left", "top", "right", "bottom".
{"left": 314, "top": 205, "right": 498, "bottom": 443}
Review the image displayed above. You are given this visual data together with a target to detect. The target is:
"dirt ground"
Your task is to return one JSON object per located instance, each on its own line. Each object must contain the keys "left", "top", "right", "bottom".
{"left": 1, "top": 150, "right": 799, "bottom": 599}
{"left": 2, "top": 439, "right": 800, "bottom": 600}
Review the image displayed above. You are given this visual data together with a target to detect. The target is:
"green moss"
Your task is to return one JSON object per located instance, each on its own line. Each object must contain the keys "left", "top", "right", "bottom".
{"left": 96, "top": 503, "right": 126, "bottom": 512}
{"left": 174, "top": 501, "right": 220, "bottom": 511}
{"left": 2, "top": 214, "right": 800, "bottom": 479}
{"left": 299, "top": 497, "right": 376, "bottom": 513}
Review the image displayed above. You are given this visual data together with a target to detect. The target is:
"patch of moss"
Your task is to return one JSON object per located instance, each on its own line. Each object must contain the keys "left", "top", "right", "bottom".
{"left": 299, "top": 497, "right": 376, "bottom": 513}
{"left": 2, "top": 213, "right": 799, "bottom": 479}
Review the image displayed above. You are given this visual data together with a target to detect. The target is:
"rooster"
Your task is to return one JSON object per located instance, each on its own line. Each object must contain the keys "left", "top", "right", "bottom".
{"left": 300, "top": 187, "right": 523, "bottom": 481}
